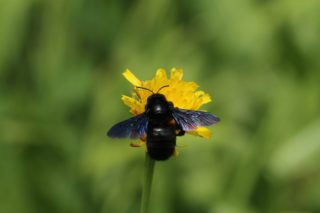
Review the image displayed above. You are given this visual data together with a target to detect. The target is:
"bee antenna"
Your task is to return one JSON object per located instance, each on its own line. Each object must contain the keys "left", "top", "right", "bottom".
{"left": 156, "top": 85, "right": 169, "bottom": 93}
{"left": 135, "top": 86, "right": 154, "bottom": 94}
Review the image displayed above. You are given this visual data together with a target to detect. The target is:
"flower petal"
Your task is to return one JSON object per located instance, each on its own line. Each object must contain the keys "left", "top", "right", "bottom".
{"left": 121, "top": 95, "right": 143, "bottom": 115}
{"left": 121, "top": 95, "right": 138, "bottom": 107}
{"left": 155, "top": 68, "right": 169, "bottom": 92}
{"left": 170, "top": 68, "right": 183, "bottom": 80}
{"left": 123, "top": 69, "right": 142, "bottom": 86}
{"left": 195, "top": 91, "right": 205, "bottom": 96}
{"left": 200, "top": 93, "right": 212, "bottom": 105}
{"left": 130, "top": 140, "right": 145, "bottom": 147}
{"left": 187, "top": 127, "right": 212, "bottom": 139}
{"left": 121, "top": 68, "right": 218, "bottom": 143}
{"left": 184, "top": 82, "right": 199, "bottom": 92}
{"left": 155, "top": 68, "right": 167, "bottom": 80}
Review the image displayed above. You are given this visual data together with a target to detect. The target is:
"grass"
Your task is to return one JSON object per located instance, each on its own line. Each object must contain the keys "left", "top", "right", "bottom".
{"left": 1, "top": 0, "right": 320, "bottom": 212}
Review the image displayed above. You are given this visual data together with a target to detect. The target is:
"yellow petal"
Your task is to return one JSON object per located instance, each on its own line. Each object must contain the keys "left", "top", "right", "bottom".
{"left": 155, "top": 68, "right": 167, "bottom": 80}
{"left": 155, "top": 68, "right": 169, "bottom": 92}
{"left": 170, "top": 68, "right": 183, "bottom": 80}
{"left": 121, "top": 95, "right": 138, "bottom": 107}
{"left": 184, "top": 82, "right": 199, "bottom": 92}
{"left": 194, "top": 92, "right": 211, "bottom": 109}
{"left": 187, "top": 127, "right": 212, "bottom": 139}
{"left": 130, "top": 140, "right": 145, "bottom": 147}
{"left": 121, "top": 95, "right": 143, "bottom": 115}
{"left": 195, "top": 91, "right": 205, "bottom": 96}
{"left": 200, "top": 93, "right": 212, "bottom": 105}
{"left": 122, "top": 69, "right": 142, "bottom": 86}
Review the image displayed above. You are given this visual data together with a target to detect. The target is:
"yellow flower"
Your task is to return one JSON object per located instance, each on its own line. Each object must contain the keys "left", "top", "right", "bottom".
{"left": 122, "top": 68, "right": 215, "bottom": 139}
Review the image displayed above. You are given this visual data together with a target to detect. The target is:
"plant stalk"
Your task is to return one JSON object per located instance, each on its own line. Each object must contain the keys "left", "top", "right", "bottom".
{"left": 140, "top": 153, "right": 155, "bottom": 213}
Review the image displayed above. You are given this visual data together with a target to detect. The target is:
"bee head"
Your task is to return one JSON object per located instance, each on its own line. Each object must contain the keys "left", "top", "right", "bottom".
{"left": 135, "top": 85, "right": 170, "bottom": 117}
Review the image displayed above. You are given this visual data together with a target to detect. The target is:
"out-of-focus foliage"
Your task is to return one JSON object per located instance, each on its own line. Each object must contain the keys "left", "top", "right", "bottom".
{"left": 1, "top": 0, "right": 320, "bottom": 212}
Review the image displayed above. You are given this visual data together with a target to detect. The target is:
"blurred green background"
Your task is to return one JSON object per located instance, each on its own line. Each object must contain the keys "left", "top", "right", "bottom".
{"left": 1, "top": 0, "right": 320, "bottom": 212}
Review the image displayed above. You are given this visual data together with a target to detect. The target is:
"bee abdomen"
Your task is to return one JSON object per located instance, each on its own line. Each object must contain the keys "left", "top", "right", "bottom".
{"left": 147, "top": 126, "right": 176, "bottom": 161}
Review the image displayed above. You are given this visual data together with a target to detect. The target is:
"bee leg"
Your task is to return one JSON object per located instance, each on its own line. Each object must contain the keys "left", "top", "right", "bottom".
{"left": 176, "top": 129, "right": 185, "bottom": 136}
{"left": 169, "top": 118, "right": 185, "bottom": 136}
{"left": 176, "top": 122, "right": 185, "bottom": 136}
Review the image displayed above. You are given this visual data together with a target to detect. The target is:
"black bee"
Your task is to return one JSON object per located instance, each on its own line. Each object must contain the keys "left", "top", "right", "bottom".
{"left": 107, "top": 85, "right": 220, "bottom": 160}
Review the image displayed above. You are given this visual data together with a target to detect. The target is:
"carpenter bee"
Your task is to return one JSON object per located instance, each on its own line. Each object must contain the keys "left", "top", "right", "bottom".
{"left": 107, "top": 85, "right": 220, "bottom": 161}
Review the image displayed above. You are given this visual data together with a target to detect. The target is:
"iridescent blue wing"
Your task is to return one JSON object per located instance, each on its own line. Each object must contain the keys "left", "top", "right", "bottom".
{"left": 107, "top": 113, "right": 148, "bottom": 139}
{"left": 172, "top": 108, "right": 220, "bottom": 131}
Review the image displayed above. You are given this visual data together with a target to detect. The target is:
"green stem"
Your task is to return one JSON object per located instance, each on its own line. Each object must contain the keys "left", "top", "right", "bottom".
{"left": 140, "top": 153, "right": 155, "bottom": 213}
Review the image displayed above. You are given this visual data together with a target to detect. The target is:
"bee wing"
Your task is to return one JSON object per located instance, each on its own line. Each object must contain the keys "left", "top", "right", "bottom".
{"left": 172, "top": 108, "right": 220, "bottom": 131}
{"left": 107, "top": 113, "right": 148, "bottom": 139}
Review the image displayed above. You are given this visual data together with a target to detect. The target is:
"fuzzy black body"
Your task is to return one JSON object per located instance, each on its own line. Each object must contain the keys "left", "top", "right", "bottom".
{"left": 145, "top": 94, "right": 179, "bottom": 160}
{"left": 146, "top": 124, "right": 176, "bottom": 160}
{"left": 107, "top": 91, "right": 220, "bottom": 161}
